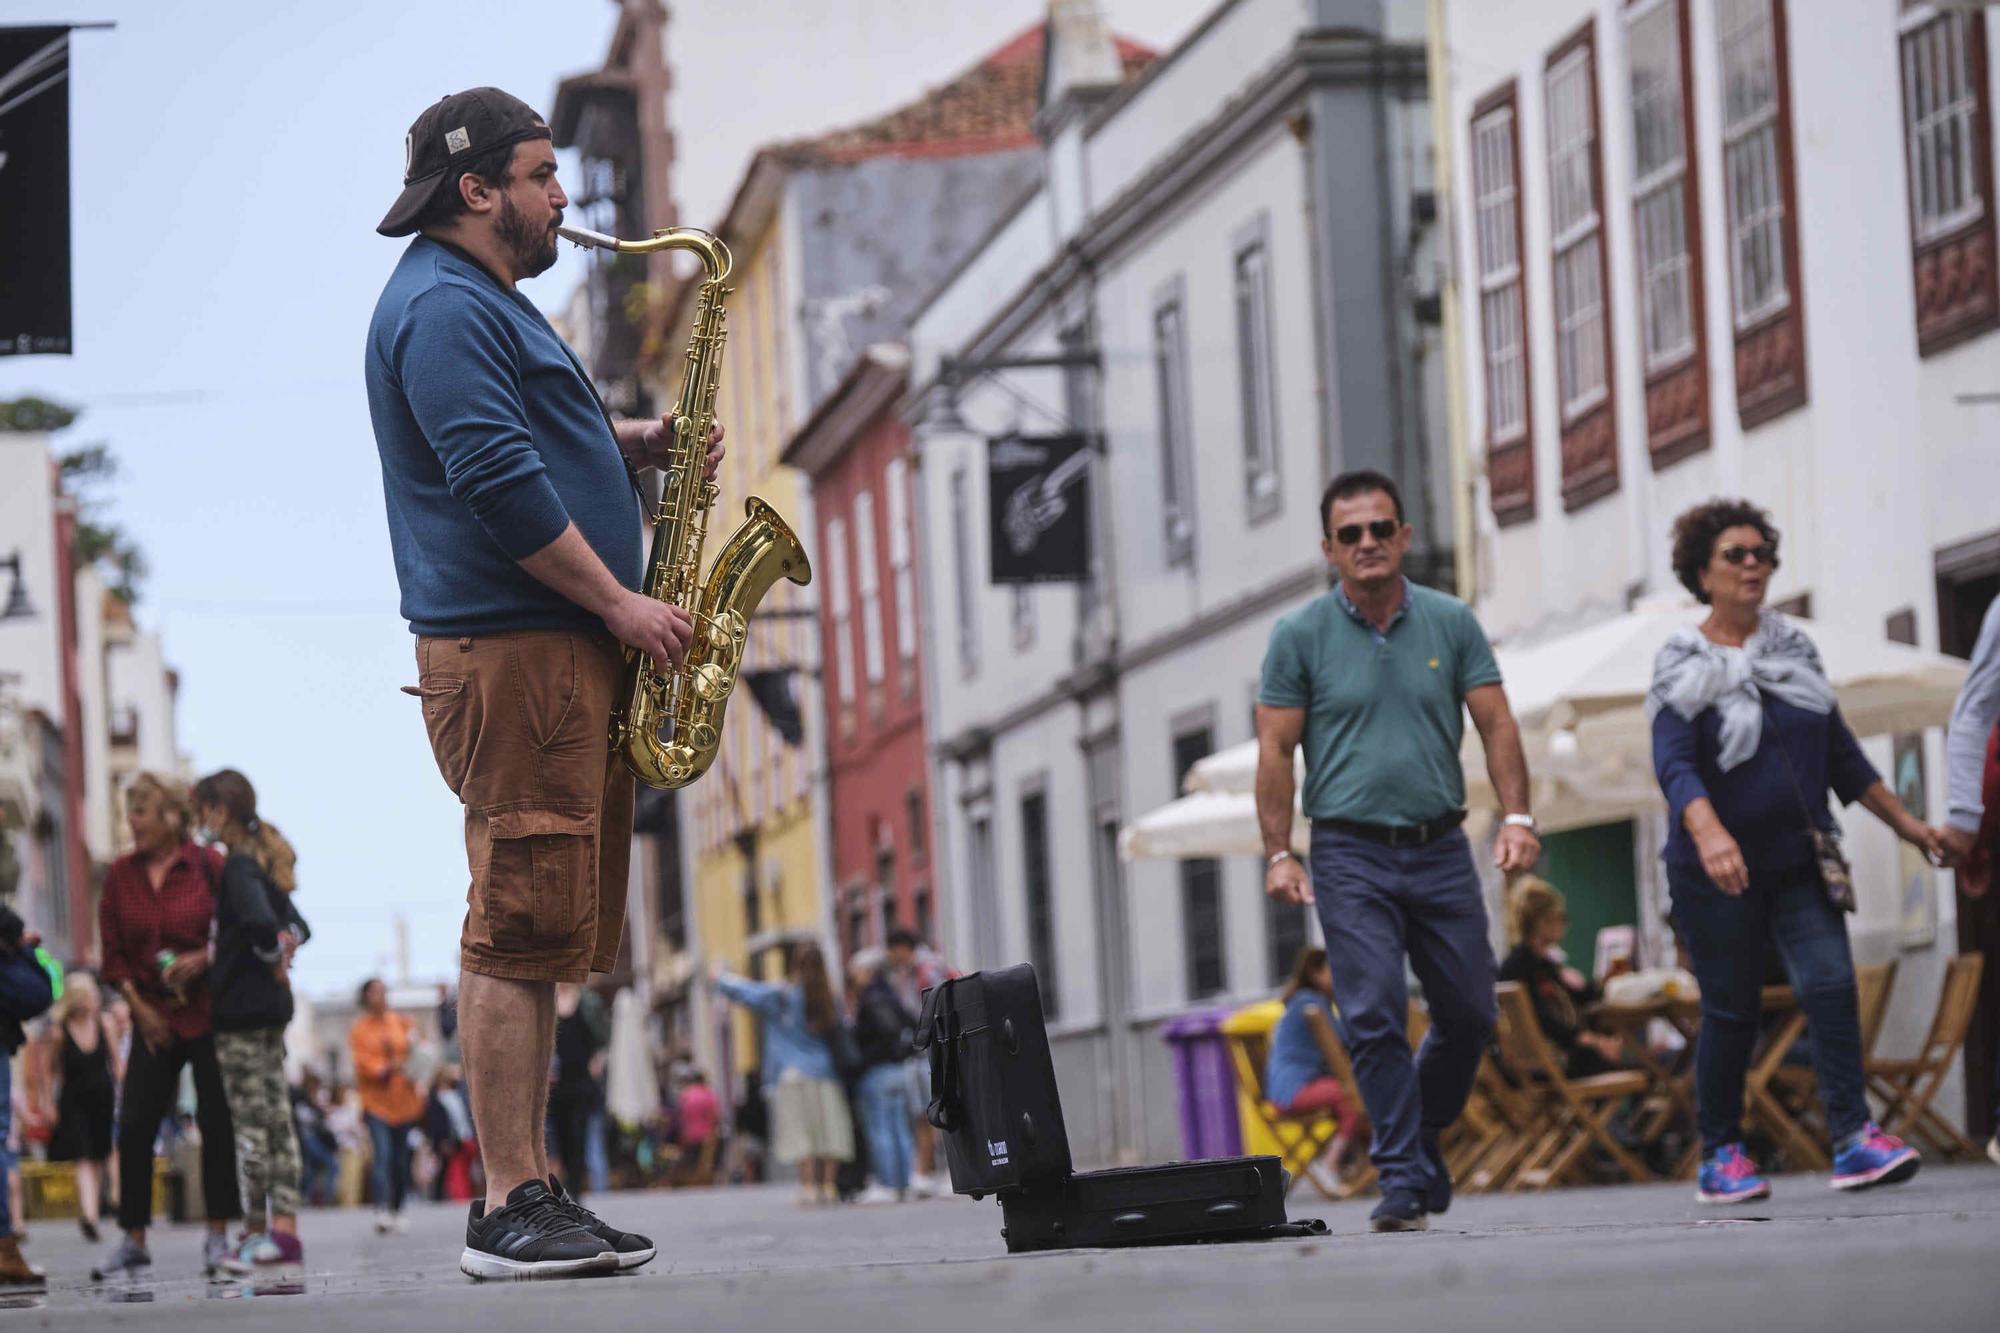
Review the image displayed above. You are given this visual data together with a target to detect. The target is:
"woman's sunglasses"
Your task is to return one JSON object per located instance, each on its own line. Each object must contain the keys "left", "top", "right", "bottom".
{"left": 1333, "top": 519, "right": 1402, "bottom": 546}
{"left": 1718, "top": 542, "right": 1779, "bottom": 570}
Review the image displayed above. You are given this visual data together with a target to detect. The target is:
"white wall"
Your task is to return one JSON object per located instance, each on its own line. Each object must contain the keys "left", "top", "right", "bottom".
{"left": 0, "top": 435, "right": 65, "bottom": 725}
{"left": 1094, "top": 126, "right": 1323, "bottom": 647}
{"left": 1443, "top": 0, "right": 1999, "bottom": 1112}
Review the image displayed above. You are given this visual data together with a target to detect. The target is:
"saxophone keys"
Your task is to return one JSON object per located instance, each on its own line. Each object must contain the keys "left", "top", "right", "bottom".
{"left": 662, "top": 745, "right": 696, "bottom": 782}
{"left": 691, "top": 662, "right": 730, "bottom": 702}
{"left": 688, "top": 723, "right": 718, "bottom": 751}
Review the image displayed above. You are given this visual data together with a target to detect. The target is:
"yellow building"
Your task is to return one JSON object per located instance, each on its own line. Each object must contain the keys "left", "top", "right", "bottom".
{"left": 651, "top": 170, "right": 826, "bottom": 1091}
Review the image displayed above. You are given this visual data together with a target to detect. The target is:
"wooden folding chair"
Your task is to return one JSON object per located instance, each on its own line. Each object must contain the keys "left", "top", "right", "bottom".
{"left": 1492, "top": 983, "right": 1653, "bottom": 1190}
{"left": 1867, "top": 951, "right": 1986, "bottom": 1160}
{"left": 1296, "top": 1006, "right": 1380, "bottom": 1198}
{"left": 1223, "top": 1026, "right": 1344, "bottom": 1200}
{"left": 1451, "top": 1055, "right": 1539, "bottom": 1194}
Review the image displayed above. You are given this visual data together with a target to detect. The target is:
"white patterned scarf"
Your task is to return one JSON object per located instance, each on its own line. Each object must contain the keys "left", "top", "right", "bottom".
{"left": 1645, "top": 610, "right": 1836, "bottom": 772}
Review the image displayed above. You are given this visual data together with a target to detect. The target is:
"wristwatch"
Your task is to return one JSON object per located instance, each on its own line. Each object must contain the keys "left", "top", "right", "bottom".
{"left": 1502, "top": 813, "right": 1540, "bottom": 835}
{"left": 1267, "top": 851, "right": 1302, "bottom": 869}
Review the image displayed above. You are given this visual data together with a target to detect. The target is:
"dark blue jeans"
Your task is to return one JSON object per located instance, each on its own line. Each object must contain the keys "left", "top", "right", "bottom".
{"left": 1309, "top": 827, "right": 1497, "bottom": 1200}
{"left": 365, "top": 1112, "right": 416, "bottom": 1213}
{"left": 1669, "top": 862, "right": 1870, "bottom": 1155}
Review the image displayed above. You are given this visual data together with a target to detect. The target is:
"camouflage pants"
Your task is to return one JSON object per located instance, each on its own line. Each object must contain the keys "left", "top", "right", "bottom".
{"left": 215, "top": 1027, "right": 302, "bottom": 1222}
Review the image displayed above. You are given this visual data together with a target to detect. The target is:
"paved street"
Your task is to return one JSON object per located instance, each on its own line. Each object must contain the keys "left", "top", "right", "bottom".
{"left": 1, "top": 1163, "right": 1994, "bottom": 1331}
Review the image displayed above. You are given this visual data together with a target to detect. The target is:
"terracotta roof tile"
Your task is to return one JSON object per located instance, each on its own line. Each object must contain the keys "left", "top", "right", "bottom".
{"left": 768, "top": 23, "right": 1154, "bottom": 166}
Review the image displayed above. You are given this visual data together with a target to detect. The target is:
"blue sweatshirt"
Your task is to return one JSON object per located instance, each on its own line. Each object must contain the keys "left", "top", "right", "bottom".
{"left": 365, "top": 237, "right": 641, "bottom": 636}
{"left": 1652, "top": 694, "right": 1880, "bottom": 878}
{"left": 714, "top": 974, "right": 838, "bottom": 1087}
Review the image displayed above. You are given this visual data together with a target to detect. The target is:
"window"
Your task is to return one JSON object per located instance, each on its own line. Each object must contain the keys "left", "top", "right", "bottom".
{"left": 1900, "top": 6, "right": 1999, "bottom": 354}
{"left": 1545, "top": 22, "right": 1618, "bottom": 508}
{"left": 876, "top": 829, "right": 897, "bottom": 942}
{"left": 1020, "top": 788, "right": 1060, "bottom": 1019}
{"left": 825, "top": 514, "right": 856, "bottom": 715}
{"left": 1626, "top": 0, "right": 1709, "bottom": 463}
{"left": 906, "top": 787, "right": 927, "bottom": 866}
{"left": 1470, "top": 86, "right": 1534, "bottom": 523}
{"left": 1153, "top": 283, "right": 1197, "bottom": 567}
{"left": 950, "top": 468, "right": 978, "bottom": 674}
{"left": 1265, "top": 894, "right": 1309, "bottom": 989}
{"left": 1716, "top": 0, "right": 1808, "bottom": 422}
{"left": 1234, "top": 221, "right": 1281, "bottom": 520}
{"left": 854, "top": 489, "right": 885, "bottom": 692}
{"left": 913, "top": 884, "right": 934, "bottom": 946}
{"left": 1173, "top": 723, "right": 1225, "bottom": 999}
{"left": 885, "top": 456, "right": 918, "bottom": 698}
{"left": 970, "top": 814, "right": 1001, "bottom": 969}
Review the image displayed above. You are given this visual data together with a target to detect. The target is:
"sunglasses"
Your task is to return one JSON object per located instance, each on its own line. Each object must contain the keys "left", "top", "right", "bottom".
{"left": 1333, "top": 519, "right": 1402, "bottom": 546}
{"left": 1718, "top": 542, "right": 1780, "bottom": 570}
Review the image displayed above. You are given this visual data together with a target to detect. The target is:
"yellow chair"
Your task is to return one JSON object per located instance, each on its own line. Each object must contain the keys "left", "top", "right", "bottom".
{"left": 1221, "top": 1001, "right": 1343, "bottom": 1199}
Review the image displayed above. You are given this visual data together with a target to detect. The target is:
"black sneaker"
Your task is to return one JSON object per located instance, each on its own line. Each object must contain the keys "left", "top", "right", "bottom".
{"left": 1369, "top": 1193, "right": 1430, "bottom": 1233}
{"left": 543, "top": 1177, "right": 655, "bottom": 1270}
{"left": 1421, "top": 1129, "right": 1452, "bottom": 1215}
{"left": 460, "top": 1180, "right": 619, "bottom": 1281}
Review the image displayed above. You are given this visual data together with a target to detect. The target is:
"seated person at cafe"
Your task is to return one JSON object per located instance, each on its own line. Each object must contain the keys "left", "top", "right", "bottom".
{"left": 1265, "top": 947, "right": 1370, "bottom": 1180}
{"left": 1498, "top": 877, "right": 1627, "bottom": 1078}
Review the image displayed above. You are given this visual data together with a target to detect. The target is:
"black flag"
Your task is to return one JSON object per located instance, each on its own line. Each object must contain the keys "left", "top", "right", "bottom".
{"left": 742, "top": 668, "right": 805, "bottom": 747}
{"left": 0, "top": 27, "right": 71, "bottom": 356}
{"left": 988, "top": 432, "right": 1092, "bottom": 584}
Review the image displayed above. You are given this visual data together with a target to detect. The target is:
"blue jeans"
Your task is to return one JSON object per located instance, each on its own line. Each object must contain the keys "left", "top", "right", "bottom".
{"left": 298, "top": 1131, "right": 338, "bottom": 1207}
{"left": 858, "top": 1062, "right": 914, "bottom": 1191}
{"left": 0, "top": 1048, "right": 13, "bottom": 1234}
{"left": 1309, "top": 827, "right": 1497, "bottom": 1201}
{"left": 365, "top": 1112, "right": 415, "bottom": 1213}
{"left": 585, "top": 1106, "right": 609, "bottom": 1194}
{"left": 1669, "top": 862, "right": 1870, "bottom": 1155}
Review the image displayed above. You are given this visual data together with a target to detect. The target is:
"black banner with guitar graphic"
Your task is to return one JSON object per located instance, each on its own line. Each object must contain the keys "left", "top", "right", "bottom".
{"left": 988, "top": 432, "right": 1092, "bottom": 585}
{"left": 0, "top": 27, "right": 71, "bottom": 356}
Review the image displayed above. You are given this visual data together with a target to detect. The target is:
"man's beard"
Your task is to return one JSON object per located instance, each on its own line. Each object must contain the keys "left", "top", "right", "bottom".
{"left": 498, "top": 194, "right": 560, "bottom": 278}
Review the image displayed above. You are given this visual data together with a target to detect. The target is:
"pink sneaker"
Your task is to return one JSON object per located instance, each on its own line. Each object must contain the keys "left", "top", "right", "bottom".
{"left": 1831, "top": 1123, "right": 1920, "bottom": 1191}
{"left": 219, "top": 1230, "right": 304, "bottom": 1275}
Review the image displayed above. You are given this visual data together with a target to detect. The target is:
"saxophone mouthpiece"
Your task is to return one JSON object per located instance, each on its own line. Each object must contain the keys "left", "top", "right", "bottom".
{"left": 557, "top": 224, "right": 620, "bottom": 252}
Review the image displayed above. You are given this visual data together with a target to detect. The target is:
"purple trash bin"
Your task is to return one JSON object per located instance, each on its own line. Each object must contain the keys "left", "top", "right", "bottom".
{"left": 1160, "top": 1010, "right": 1242, "bottom": 1160}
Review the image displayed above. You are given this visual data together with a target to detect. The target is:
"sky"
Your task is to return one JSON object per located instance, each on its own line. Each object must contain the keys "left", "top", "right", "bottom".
{"left": 0, "top": 0, "right": 1215, "bottom": 996}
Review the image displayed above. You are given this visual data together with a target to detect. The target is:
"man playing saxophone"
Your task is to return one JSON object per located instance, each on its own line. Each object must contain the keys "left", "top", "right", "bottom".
{"left": 364, "top": 87, "right": 721, "bottom": 1280}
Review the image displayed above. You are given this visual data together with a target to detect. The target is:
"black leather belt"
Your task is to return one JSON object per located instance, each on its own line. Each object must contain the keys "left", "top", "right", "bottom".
{"left": 1311, "top": 809, "right": 1467, "bottom": 848}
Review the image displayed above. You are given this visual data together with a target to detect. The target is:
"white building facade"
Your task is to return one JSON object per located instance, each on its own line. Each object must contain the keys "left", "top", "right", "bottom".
{"left": 907, "top": 0, "right": 1441, "bottom": 1165}
{"left": 1439, "top": 0, "right": 2000, "bottom": 1126}
{"left": 0, "top": 430, "right": 187, "bottom": 962}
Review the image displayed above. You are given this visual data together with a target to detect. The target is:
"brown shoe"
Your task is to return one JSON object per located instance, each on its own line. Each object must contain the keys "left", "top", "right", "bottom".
{"left": 0, "top": 1236, "right": 44, "bottom": 1285}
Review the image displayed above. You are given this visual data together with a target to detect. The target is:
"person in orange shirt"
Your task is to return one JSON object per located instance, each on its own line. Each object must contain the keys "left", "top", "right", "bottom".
{"left": 349, "top": 979, "right": 425, "bottom": 1233}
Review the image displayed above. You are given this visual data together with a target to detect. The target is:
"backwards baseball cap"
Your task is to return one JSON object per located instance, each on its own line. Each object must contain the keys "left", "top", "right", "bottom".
{"left": 377, "top": 87, "right": 553, "bottom": 238}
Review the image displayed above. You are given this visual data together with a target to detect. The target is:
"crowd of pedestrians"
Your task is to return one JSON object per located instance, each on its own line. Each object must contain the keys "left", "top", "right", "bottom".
{"left": 709, "top": 929, "right": 953, "bottom": 1208}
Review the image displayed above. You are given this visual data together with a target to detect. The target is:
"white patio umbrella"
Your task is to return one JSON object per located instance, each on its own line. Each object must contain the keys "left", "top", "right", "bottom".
{"left": 1129, "top": 598, "right": 1969, "bottom": 860}
{"left": 604, "top": 986, "right": 661, "bottom": 1128}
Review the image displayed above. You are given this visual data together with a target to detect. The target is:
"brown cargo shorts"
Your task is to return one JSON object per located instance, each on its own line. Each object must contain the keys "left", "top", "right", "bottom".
{"left": 408, "top": 630, "right": 633, "bottom": 984}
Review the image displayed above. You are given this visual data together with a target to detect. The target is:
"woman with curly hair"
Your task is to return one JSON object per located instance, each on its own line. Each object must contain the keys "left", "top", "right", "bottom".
{"left": 92, "top": 772, "right": 241, "bottom": 1280}
{"left": 1648, "top": 499, "right": 1943, "bottom": 1205}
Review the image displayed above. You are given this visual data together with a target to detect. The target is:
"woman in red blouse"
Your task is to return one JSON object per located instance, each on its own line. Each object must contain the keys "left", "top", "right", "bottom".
{"left": 91, "top": 773, "right": 242, "bottom": 1281}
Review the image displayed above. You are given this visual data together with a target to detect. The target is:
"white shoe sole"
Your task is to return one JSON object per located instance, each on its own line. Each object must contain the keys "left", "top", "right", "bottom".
{"left": 458, "top": 1248, "right": 620, "bottom": 1281}
{"left": 613, "top": 1247, "right": 656, "bottom": 1270}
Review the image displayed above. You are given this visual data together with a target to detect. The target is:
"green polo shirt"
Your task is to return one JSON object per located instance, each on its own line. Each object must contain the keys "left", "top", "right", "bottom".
{"left": 1259, "top": 580, "right": 1502, "bottom": 826}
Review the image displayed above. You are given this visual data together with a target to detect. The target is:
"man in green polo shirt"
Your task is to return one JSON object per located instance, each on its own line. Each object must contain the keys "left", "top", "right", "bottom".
{"left": 1256, "top": 470, "right": 1538, "bottom": 1232}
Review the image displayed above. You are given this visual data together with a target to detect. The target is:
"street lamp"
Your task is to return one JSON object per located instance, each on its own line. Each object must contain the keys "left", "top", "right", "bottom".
{"left": 0, "top": 552, "right": 33, "bottom": 622}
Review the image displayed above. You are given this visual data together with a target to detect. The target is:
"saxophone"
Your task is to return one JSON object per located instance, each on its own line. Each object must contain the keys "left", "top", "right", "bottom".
{"left": 559, "top": 223, "right": 812, "bottom": 789}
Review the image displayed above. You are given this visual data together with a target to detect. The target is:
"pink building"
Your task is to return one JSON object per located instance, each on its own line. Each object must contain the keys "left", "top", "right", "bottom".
{"left": 782, "top": 347, "right": 936, "bottom": 957}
